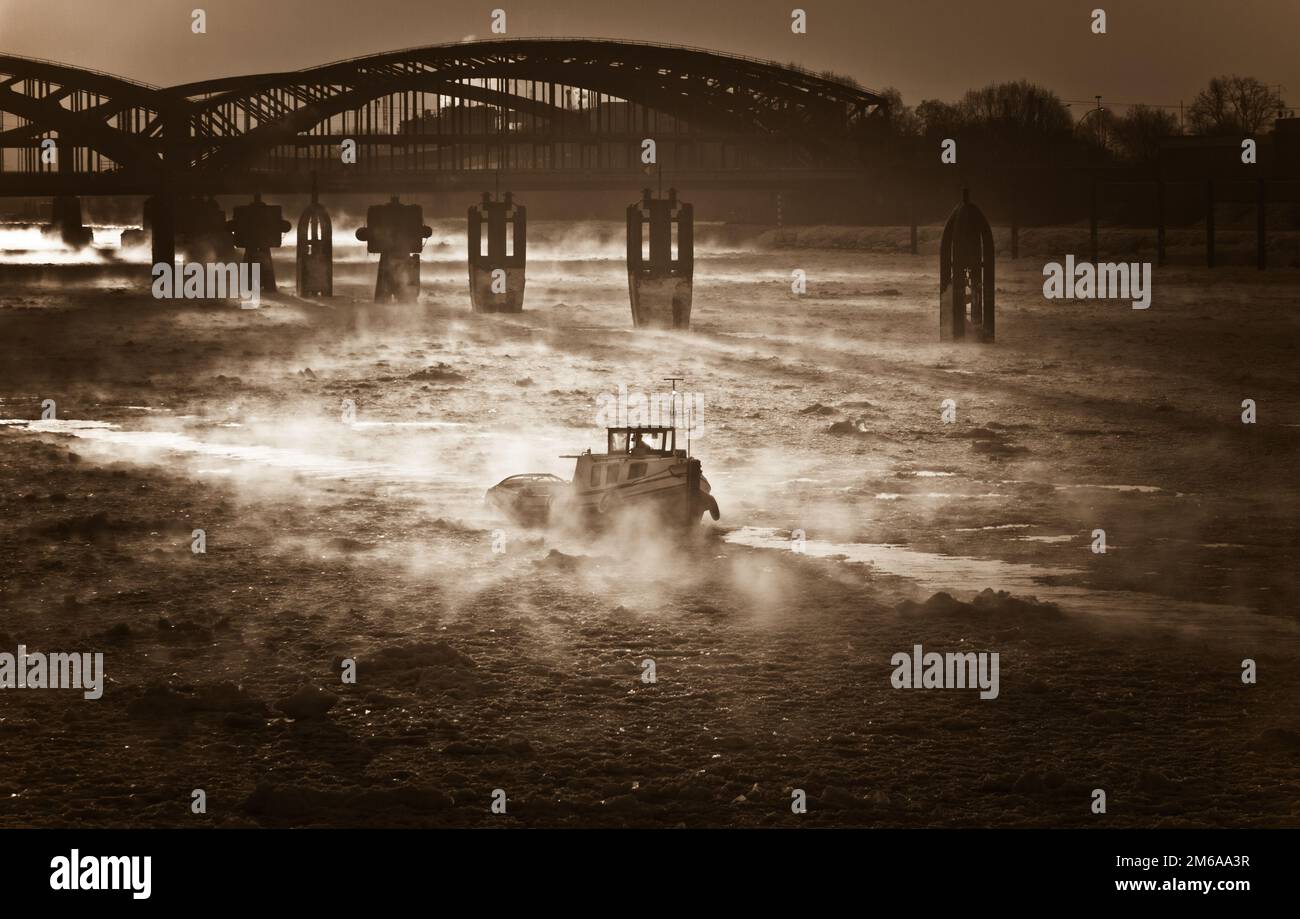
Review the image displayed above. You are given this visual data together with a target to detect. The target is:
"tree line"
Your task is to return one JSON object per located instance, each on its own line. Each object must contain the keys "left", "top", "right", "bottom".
{"left": 859, "top": 75, "right": 1291, "bottom": 164}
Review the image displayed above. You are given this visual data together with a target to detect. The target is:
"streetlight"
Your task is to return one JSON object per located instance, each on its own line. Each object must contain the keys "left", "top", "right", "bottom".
{"left": 1073, "top": 98, "right": 1110, "bottom": 151}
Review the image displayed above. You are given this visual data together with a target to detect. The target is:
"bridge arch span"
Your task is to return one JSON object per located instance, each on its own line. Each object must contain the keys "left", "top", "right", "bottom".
{"left": 1, "top": 38, "right": 888, "bottom": 193}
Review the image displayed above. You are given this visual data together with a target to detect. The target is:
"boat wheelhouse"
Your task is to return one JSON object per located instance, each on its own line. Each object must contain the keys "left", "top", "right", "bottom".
{"left": 485, "top": 424, "right": 718, "bottom": 527}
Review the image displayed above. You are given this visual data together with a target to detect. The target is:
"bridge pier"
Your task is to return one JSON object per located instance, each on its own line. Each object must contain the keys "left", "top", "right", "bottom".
{"left": 626, "top": 188, "right": 694, "bottom": 330}
{"left": 228, "top": 193, "right": 290, "bottom": 293}
{"left": 45, "top": 196, "right": 93, "bottom": 248}
{"left": 939, "top": 189, "right": 995, "bottom": 343}
{"left": 468, "top": 191, "right": 526, "bottom": 312}
{"left": 179, "top": 196, "right": 234, "bottom": 263}
{"left": 355, "top": 196, "right": 431, "bottom": 303}
{"left": 297, "top": 178, "right": 333, "bottom": 296}
{"left": 146, "top": 194, "right": 176, "bottom": 269}
{"left": 125, "top": 195, "right": 232, "bottom": 265}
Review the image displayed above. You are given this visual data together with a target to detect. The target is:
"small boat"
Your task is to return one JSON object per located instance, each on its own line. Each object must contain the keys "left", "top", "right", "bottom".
{"left": 484, "top": 473, "right": 567, "bottom": 524}
{"left": 485, "top": 424, "right": 719, "bottom": 528}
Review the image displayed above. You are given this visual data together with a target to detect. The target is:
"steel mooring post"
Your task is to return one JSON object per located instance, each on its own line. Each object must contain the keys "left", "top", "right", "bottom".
{"left": 1257, "top": 178, "right": 1267, "bottom": 271}
{"left": 1010, "top": 183, "right": 1019, "bottom": 260}
{"left": 938, "top": 188, "right": 995, "bottom": 343}
{"left": 1090, "top": 176, "right": 1099, "bottom": 265}
{"left": 468, "top": 190, "right": 527, "bottom": 312}
{"left": 909, "top": 177, "right": 918, "bottom": 255}
{"left": 626, "top": 187, "right": 694, "bottom": 329}
{"left": 297, "top": 175, "right": 333, "bottom": 296}
{"left": 1206, "top": 178, "right": 1216, "bottom": 268}
{"left": 1156, "top": 180, "right": 1166, "bottom": 268}
{"left": 355, "top": 196, "right": 432, "bottom": 303}
{"left": 228, "top": 193, "right": 291, "bottom": 292}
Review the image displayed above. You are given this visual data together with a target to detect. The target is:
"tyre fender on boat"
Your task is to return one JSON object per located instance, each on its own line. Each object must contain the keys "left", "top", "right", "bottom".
{"left": 598, "top": 489, "right": 622, "bottom": 515}
{"left": 701, "top": 493, "right": 720, "bottom": 521}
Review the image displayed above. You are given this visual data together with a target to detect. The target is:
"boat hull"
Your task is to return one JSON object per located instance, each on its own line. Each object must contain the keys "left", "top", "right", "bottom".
{"left": 487, "top": 464, "right": 718, "bottom": 529}
{"left": 565, "top": 459, "right": 717, "bottom": 527}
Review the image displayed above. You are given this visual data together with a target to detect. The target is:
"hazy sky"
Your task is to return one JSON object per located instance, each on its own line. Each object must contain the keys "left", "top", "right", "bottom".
{"left": 2, "top": 0, "right": 1297, "bottom": 111}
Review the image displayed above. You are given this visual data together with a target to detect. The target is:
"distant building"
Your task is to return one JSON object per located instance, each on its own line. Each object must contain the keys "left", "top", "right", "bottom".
{"left": 1158, "top": 118, "right": 1300, "bottom": 178}
{"left": 1273, "top": 117, "right": 1300, "bottom": 173}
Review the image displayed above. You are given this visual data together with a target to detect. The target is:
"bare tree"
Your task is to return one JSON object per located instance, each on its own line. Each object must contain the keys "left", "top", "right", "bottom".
{"left": 1188, "top": 76, "right": 1285, "bottom": 135}
{"left": 1112, "top": 105, "right": 1182, "bottom": 162}
{"left": 958, "top": 80, "right": 1073, "bottom": 138}
{"left": 877, "top": 87, "right": 922, "bottom": 136}
{"left": 915, "top": 98, "right": 965, "bottom": 138}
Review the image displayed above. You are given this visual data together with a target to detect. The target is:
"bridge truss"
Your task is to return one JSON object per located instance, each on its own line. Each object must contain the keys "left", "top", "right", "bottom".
{"left": 0, "top": 39, "right": 887, "bottom": 196}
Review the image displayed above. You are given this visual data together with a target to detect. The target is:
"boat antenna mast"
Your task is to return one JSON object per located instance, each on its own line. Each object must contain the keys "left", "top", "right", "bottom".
{"left": 663, "top": 376, "right": 685, "bottom": 456}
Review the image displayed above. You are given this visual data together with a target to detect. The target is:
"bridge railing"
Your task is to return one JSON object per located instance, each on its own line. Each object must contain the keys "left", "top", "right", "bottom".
{"left": 0, "top": 53, "right": 161, "bottom": 90}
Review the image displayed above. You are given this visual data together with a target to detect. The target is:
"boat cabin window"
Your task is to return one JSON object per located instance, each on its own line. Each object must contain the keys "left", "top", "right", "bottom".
{"left": 608, "top": 428, "right": 674, "bottom": 455}
{"left": 634, "top": 432, "right": 666, "bottom": 453}
{"left": 605, "top": 466, "right": 619, "bottom": 485}
{"left": 589, "top": 464, "right": 601, "bottom": 486}
{"left": 627, "top": 462, "right": 648, "bottom": 480}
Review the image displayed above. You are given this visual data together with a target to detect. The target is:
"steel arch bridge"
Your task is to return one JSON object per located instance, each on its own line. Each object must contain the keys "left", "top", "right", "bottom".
{"left": 0, "top": 38, "right": 887, "bottom": 196}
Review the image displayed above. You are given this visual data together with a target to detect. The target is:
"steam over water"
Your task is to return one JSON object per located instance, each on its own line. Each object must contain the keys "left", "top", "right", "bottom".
{"left": 1, "top": 218, "right": 1295, "bottom": 644}
{"left": 0, "top": 216, "right": 754, "bottom": 268}
{"left": 3, "top": 214, "right": 1299, "bottom": 829}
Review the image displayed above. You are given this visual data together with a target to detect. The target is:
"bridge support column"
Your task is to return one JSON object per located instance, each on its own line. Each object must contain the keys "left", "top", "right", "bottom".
{"left": 626, "top": 187, "right": 693, "bottom": 330}
{"left": 179, "top": 196, "right": 234, "bottom": 263}
{"left": 356, "top": 196, "right": 431, "bottom": 304}
{"left": 939, "top": 188, "right": 995, "bottom": 343}
{"left": 468, "top": 191, "right": 526, "bottom": 312}
{"left": 228, "top": 193, "right": 290, "bottom": 293}
{"left": 45, "top": 196, "right": 93, "bottom": 247}
{"left": 297, "top": 177, "right": 333, "bottom": 296}
{"left": 147, "top": 194, "right": 176, "bottom": 270}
